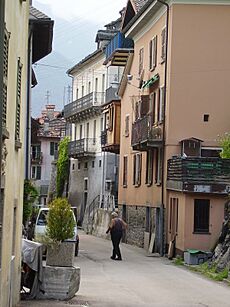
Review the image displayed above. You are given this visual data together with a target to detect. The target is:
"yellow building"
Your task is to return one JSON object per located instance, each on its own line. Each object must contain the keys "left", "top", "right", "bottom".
{"left": 0, "top": 1, "right": 53, "bottom": 306}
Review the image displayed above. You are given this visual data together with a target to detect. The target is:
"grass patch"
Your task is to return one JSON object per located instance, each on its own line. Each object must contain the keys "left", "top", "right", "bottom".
{"left": 173, "top": 256, "right": 184, "bottom": 266}
{"left": 189, "top": 262, "right": 229, "bottom": 281}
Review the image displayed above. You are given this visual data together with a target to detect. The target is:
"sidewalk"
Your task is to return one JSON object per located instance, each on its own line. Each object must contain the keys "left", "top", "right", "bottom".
{"left": 18, "top": 296, "right": 86, "bottom": 307}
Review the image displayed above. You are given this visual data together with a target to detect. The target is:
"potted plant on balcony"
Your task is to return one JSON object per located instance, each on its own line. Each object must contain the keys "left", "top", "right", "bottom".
{"left": 46, "top": 198, "right": 76, "bottom": 267}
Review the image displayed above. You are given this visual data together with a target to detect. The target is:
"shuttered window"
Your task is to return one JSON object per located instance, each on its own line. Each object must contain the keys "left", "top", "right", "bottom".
{"left": 125, "top": 115, "right": 129, "bottom": 137}
{"left": 15, "top": 59, "right": 23, "bottom": 141}
{"left": 139, "top": 48, "right": 144, "bottom": 75}
{"left": 123, "top": 156, "right": 128, "bottom": 187}
{"left": 158, "top": 86, "right": 165, "bottom": 123}
{"left": 133, "top": 153, "right": 142, "bottom": 186}
{"left": 161, "top": 27, "right": 166, "bottom": 62}
{"left": 149, "top": 36, "right": 157, "bottom": 71}
{"left": 3, "top": 28, "right": 10, "bottom": 128}
{"left": 146, "top": 150, "right": 153, "bottom": 185}
{"left": 194, "top": 199, "right": 210, "bottom": 233}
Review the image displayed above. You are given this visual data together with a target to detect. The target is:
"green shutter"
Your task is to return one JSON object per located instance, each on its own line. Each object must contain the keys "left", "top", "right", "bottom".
{"left": 15, "top": 58, "right": 22, "bottom": 141}
{"left": 37, "top": 166, "right": 41, "bottom": 180}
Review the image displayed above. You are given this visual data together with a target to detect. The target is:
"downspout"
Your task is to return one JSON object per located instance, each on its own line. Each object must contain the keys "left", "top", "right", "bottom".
{"left": 0, "top": 0, "right": 5, "bottom": 268}
{"left": 157, "top": 0, "right": 169, "bottom": 256}
{"left": 25, "top": 24, "right": 33, "bottom": 180}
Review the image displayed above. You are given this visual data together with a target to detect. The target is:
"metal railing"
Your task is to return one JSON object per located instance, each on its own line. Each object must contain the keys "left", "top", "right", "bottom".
{"left": 64, "top": 92, "right": 105, "bottom": 119}
{"left": 68, "top": 138, "right": 99, "bottom": 156}
{"left": 131, "top": 115, "right": 162, "bottom": 146}
{"left": 101, "top": 130, "right": 107, "bottom": 146}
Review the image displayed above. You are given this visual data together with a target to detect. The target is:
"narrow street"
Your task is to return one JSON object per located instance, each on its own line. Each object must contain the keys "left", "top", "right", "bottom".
{"left": 19, "top": 230, "right": 230, "bottom": 307}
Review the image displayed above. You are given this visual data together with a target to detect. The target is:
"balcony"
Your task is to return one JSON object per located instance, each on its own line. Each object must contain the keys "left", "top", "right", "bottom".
{"left": 101, "top": 130, "right": 120, "bottom": 154}
{"left": 31, "top": 152, "right": 43, "bottom": 164}
{"left": 167, "top": 157, "right": 230, "bottom": 195}
{"left": 104, "top": 32, "right": 134, "bottom": 66}
{"left": 68, "top": 138, "right": 98, "bottom": 159}
{"left": 64, "top": 92, "right": 105, "bottom": 123}
{"left": 105, "top": 86, "right": 120, "bottom": 104}
{"left": 131, "top": 115, "right": 163, "bottom": 151}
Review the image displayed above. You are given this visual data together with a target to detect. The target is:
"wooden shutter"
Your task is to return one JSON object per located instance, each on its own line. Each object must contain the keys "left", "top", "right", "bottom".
{"left": 133, "top": 154, "right": 136, "bottom": 185}
{"left": 152, "top": 36, "right": 157, "bottom": 69}
{"left": 149, "top": 40, "right": 153, "bottom": 70}
{"left": 161, "top": 28, "right": 166, "bottom": 61}
{"left": 140, "top": 95, "right": 149, "bottom": 117}
{"left": 125, "top": 115, "right": 129, "bottom": 137}
{"left": 15, "top": 59, "right": 22, "bottom": 141}
{"left": 139, "top": 48, "right": 144, "bottom": 75}
{"left": 137, "top": 153, "right": 142, "bottom": 186}
{"left": 3, "top": 28, "right": 10, "bottom": 128}
{"left": 36, "top": 166, "right": 41, "bottom": 180}
{"left": 123, "top": 156, "right": 128, "bottom": 187}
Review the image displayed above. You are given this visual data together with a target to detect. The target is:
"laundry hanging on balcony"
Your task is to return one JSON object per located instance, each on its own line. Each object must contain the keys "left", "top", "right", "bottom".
{"left": 142, "top": 73, "right": 159, "bottom": 89}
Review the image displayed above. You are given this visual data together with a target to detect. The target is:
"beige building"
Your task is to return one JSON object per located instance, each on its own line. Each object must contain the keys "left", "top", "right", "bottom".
{"left": 105, "top": 0, "right": 230, "bottom": 255}
{"left": 0, "top": 1, "right": 53, "bottom": 306}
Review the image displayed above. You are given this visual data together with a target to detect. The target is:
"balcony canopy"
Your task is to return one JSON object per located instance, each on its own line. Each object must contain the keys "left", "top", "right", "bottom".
{"left": 142, "top": 73, "right": 159, "bottom": 89}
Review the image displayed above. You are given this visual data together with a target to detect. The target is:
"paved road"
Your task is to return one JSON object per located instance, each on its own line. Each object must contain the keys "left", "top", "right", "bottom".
{"left": 19, "top": 230, "right": 230, "bottom": 307}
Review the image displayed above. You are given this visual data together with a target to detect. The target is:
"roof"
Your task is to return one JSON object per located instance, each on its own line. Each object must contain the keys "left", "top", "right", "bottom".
{"left": 95, "top": 30, "right": 118, "bottom": 43}
{"left": 29, "top": 6, "right": 51, "bottom": 21}
{"left": 132, "top": 0, "right": 149, "bottom": 12}
{"left": 67, "top": 48, "right": 103, "bottom": 75}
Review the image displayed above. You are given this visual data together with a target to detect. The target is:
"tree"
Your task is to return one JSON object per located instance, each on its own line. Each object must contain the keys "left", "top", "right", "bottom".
{"left": 56, "top": 137, "right": 70, "bottom": 197}
{"left": 219, "top": 132, "right": 230, "bottom": 158}
{"left": 23, "top": 180, "right": 38, "bottom": 225}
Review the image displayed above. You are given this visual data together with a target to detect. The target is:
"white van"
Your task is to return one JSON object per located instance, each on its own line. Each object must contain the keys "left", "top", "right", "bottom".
{"left": 34, "top": 207, "right": 79, "bottom": 256}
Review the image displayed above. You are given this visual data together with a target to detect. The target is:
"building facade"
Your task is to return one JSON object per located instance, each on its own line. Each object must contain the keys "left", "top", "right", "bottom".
{"left": 114, "top": 0, "right": 230, "bottom": 254}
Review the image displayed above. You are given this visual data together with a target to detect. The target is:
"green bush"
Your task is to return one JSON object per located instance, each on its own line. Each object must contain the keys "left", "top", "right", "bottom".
{"left": 219, "top": 133, "right": 230, "bottom": 159}
{"left": 56, "top": 137, "right": 69, "bottom": 197}
{"left": 23, "top": 180, "right": 38, "bottom": 225}
{"left": 46, "top": 198, "right": 75, "bottom": 243}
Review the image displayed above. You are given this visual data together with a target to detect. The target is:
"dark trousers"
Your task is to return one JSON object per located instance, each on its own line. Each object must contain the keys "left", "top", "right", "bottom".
{"left": 111, "top": 231, "right": 122, "bottom": 259}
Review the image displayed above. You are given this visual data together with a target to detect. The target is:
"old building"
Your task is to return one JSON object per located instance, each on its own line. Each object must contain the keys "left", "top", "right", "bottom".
{"left": 64, "top": 19, "right": 123, "bottom": 225}
{"left": 0, "top": 2, "right": 53, "bottom": 306}
{"left": 113, "top": 0, "right": 230, "bottom": 255}
{"left": 31, "top": 105, "right": 66, "bottom": 206}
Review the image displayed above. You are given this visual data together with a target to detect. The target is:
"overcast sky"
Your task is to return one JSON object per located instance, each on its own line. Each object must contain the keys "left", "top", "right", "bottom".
{"left": 32, "top": 0, "right": 127, "bottom": 116}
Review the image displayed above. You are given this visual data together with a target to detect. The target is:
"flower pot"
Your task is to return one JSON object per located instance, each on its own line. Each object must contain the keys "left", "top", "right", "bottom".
{"left": 46, "top": 241, "right": 75, "bottom": 267}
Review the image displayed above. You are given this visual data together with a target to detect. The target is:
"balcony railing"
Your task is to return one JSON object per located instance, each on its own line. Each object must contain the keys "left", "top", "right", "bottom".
{"left": 64, "top": 92, "right": 105, "bottom": 120}
{"left": 167, "top": 157, "right": 230, "bottom": 194}
{"left": 68, "top": 138, "right": 99, "bottom": 158}
{"left": 105, "top": 32, "right": 134, "bottom": 65}
{"left": 105, "top": 86, "right": 120, "bottom": 104}
{"left": 101, "top": 130, "right": 107, "bottom": 146}
{"left": 131, "top": 115, "right": 163, "bottom": 150}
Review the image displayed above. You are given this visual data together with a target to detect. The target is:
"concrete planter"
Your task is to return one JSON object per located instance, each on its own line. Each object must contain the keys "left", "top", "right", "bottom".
{"left": 46, "top": 241, "right": 75, "bottom": 267}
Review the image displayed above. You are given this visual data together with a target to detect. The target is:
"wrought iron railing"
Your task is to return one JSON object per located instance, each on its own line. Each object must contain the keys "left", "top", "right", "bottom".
{"left": 131, "top": 115, "right": 162, "bottom": 146}
{"left": 64, "top": 92, "right": 105, "bottom": 119}
{"left": 31, "top": 152, "right": 43, "bottom": 163}
{"left": 68, "top": 138, "right": 99, "bottom": 156}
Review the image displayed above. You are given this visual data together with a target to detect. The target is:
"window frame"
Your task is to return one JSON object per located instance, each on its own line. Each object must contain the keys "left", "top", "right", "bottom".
{"left": 133, "top": 153, "right": 142, "bottom": 187}
{"left": 194, "top": 199, "right": 210, "bottom": 234}
{"left": 161, "top": 27, "right": 166, "bottom": 63}
{"left": 146, "top": 150, "right": 153, "bottom": 186}
{"left": 149, "top": 35, "right": 157, "bottom": 71}
{"left": 123, "top": 155, "right": 128, "bottom": 187}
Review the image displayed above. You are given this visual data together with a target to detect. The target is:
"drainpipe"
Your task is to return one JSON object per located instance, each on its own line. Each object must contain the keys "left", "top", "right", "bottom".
{"left": 157, "top": 0, "right": 169, "bottom": 256}
{"left": 0, "top": 0, "right": 5, "bottom": 267}
{"left": 25, "top": 25, "right": 33, "bottom": 180}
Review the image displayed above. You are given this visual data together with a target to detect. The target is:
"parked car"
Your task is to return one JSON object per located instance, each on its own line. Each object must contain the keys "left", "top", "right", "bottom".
{"left": 34, "top": 207, "right": 79, "bottom": 256}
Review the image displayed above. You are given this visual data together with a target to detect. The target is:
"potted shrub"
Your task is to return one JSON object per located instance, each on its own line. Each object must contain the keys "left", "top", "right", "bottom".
{"left": 46, "top": 198, "right": 76, "bottom": 267}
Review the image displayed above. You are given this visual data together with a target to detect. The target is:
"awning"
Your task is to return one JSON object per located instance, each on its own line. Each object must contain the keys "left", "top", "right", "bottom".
{"left": 142, "top": 73, "right": 159, "bottom": 89}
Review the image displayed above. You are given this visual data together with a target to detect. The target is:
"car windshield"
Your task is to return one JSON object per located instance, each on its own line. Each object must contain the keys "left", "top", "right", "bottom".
{"left": 37, "top": 210, "right": 48, "bottom": 226}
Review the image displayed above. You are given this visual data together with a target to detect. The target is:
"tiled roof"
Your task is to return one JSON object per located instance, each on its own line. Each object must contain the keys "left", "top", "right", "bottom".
{"left": 29, "top": 6, "right": 51, "bottom": 20}
{"left": 132, "top": 0, "right": 149, "bottom": 12}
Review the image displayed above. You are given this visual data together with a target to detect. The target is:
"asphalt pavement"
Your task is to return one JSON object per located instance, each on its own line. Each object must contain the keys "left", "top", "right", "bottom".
{"left": 18, "top": 230, "right": 230, "bottom": 307}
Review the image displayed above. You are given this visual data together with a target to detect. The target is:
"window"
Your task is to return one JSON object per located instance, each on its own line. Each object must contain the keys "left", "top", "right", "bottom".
{"left": 146, "top": 150, "right": 153, "bottom": 185}
{"left": 201, "top": 147, "right": 221, "bottom": 158}
{"left": 84, "top": 178, "right": 88, "bottom": 191}
{"left": 78, "top": 162, "right": 81, "bottom": 170}
{"left": 92, "top": 160, "right": 95, "bottom": 168}
{"left": 84, "top": 162, "right": 88, "bottom": 169}
{"left": 76, "top": 88, "right": 79, "bottom": 99}
{"left": 50, "top": 142, "right": 58, "bottom": 156}
{"left": 31, "top": 166, "right": 41, "bottom": 179}
{"left": 88, "top": 81, "right": 91, "bottom": 94}
{"left": 194, "top": 199, "right": 210, "bottom": 233}
{"left": 155, "top": 148, "right": 162, "bottom": 184}
{"left": 82, "top": 85, "right": 84, "bottom": 97}
{"left": 100, "top": 117, "right": 104, "bottom": 132}
{"left": 102, "top": 74, "right": 105, "bottom": 93}
{"left": 203, "top": 114, "right": 209, "bottom": 122}
{"left": 139, "top": 48, "right": 144, "bottom": 75}
{"left": 15, "top": 58, "right": 22, "bottom": 142}
{"left": 74, "top": 125, "right": 77, "bottom": 140}
{"left": 125, "top": 115, "right": 129, "bottom": 137}
{"left": 95, "top": 78, "right": 98, "bottom": 93}
{"left": 32, "top": 145, "right": 41, "bottom": 160}
{"left": 158, "top": 86, "right": 165, "bottom": 123}
{"left": 99, "top": 160, "right": 102, "bottom": 167}
{"left": 133, "top": 153, "right": 142, "bottom": 186}
{"left": 93, "top": 120, "right": 96, "bottom": 144}
{"left": 149, "top": 36, "right": 157, "bottom": 71}
{"left": 161, "top": 27, "right": 166, "bottom": 62}
{"left": 80, "top": 124, "right": 83, "bottom": 139}
{"left": 149, "top": 92, "right": 156, "bottom": 125}
{"left": 72, "top": 163, "right": 75, "bottom": 170}
{"left": 123, "top": 156, "right": 128, "bottom": 187}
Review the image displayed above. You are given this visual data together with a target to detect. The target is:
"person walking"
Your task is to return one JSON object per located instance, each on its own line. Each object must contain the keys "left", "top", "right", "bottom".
{"left": 106, "top": 212, "right": 127, "bottom": 261}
